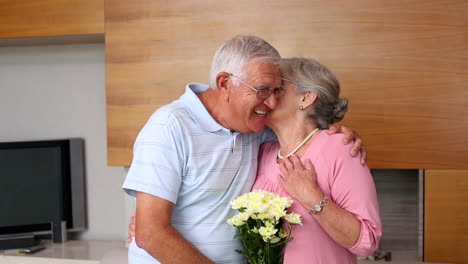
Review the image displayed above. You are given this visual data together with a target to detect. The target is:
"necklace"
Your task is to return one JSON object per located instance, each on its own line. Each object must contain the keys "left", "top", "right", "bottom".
{"left": 277, "top": 128, "right": 320, "bottom": 159}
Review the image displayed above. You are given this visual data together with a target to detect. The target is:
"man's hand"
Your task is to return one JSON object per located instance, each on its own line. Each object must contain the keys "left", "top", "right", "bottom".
{"left": 127, "top": 215, "right": 136, "bottom": 243}
{"left": 328, "top": 124, "right": 367, "bottom": 164}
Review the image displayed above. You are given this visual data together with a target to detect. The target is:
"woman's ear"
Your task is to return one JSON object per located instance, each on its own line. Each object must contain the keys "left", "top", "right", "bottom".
{"left": 216, "top": 72, "right": 231, "bottom": 101}
{"left": 302, "top": 92, "right": 317, "bottom": 109}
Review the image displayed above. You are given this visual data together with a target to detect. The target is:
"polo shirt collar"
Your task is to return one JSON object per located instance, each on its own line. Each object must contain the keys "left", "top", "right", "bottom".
{"left": 180, "top": 83, "right": 228, "bottom": 133}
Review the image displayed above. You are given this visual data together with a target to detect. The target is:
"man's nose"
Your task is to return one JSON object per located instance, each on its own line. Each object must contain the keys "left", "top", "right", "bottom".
{"left": 263, "top": 93, "right": 278, "bottom": 109}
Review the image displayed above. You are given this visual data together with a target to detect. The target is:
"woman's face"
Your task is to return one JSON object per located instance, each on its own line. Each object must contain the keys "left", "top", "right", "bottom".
{"left": 265, "top": 81, "right": 301, "bottom": 127}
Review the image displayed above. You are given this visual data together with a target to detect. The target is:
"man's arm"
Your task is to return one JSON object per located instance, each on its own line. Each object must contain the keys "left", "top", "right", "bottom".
{"left": 135, "top": 192, "right": 214, "bottom": 264}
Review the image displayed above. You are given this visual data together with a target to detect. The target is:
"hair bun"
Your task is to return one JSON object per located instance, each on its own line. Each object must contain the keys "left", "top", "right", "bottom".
{"left": 332, "top": 97, "right": 349, "bottom": 123}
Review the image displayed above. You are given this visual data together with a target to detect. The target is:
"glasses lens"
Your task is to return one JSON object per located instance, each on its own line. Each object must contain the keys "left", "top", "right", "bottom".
{"left": 273, "top": 88, "right": 285, "bottom": 97}
{"left": 257, "top": 89, "right": 272, "bottom": 99}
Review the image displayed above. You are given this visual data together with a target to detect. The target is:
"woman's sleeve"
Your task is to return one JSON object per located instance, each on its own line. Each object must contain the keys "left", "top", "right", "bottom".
{"left": 326, "top": 136, "right": 383, "bottom": 257}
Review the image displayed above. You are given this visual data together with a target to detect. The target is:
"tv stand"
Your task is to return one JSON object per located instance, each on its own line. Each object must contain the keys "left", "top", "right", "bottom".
{"left": 0, "top": 240, "right": 126, "bottom": 264}
{"left": 0, "top": 235, "right": 38, "bottom": 250}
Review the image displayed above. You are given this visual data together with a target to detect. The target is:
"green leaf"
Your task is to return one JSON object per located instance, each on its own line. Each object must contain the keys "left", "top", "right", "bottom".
{"left": 234, "top": 249, "right": 244, "bottom": 255}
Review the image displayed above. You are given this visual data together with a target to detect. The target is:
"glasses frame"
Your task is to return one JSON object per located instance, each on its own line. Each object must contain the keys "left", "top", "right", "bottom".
{"left": 229, "top": 74, "right": 284, "bottom": 100}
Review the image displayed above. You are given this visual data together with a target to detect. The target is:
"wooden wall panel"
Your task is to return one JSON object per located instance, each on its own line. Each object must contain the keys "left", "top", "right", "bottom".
{"left": 424, "top": 170, "right": 468, "bottom": 264}
{"left": 105, "top": 0, "right": 468, "bottom": 167}
{"left": 0, "top": 0, "right": 104, "bottom": 38}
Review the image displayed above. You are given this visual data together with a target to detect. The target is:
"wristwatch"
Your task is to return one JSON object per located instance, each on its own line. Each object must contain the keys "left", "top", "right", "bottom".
{"left": 308, "top": 196, "right": 328, "bottom": 215}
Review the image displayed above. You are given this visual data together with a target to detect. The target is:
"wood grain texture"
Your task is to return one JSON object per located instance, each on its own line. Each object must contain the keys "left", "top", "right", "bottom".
{"left": 424, "top": 170, "right": 468, "bottom": 264}
{"left": 0, "top": 0, "right": 104, "bottom": 38}
{"left": 105, "top": 0, "right": 468, "bottom": 167}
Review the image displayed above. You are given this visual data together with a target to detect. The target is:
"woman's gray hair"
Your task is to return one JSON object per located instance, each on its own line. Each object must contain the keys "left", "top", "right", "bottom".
{"left": 209, "top": 35, "right": 281, "bottom": 89}
{"left": 281, "top": 57, "right": 348, "bottom": 129}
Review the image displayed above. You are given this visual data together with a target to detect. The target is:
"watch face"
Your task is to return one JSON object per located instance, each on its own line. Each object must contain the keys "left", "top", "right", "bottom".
{"left": 314, "top": 204, "right": 322, "bottom": 212}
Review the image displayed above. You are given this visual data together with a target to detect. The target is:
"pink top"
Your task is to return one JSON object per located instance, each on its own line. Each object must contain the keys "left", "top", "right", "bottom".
{"left": 252, "top": 132, "right": 382, "bottom": 264}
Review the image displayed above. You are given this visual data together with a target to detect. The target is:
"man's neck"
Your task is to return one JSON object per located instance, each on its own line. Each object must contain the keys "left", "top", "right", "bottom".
{"left": 197, "top": 89, "right": 232, "bottom": 130}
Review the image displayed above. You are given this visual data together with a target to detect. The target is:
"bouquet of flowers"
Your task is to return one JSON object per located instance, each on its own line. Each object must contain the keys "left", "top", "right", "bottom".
{"left": 227, "top": 190, "right": 302, "bottom": 264}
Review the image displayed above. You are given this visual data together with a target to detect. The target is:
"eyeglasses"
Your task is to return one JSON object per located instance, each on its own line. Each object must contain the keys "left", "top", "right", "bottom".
{"left": 229, "top": 74, "right": 285, "bottom": 100}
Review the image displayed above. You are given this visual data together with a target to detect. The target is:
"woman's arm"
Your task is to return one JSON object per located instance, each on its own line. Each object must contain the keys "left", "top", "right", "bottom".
{"left": 278, "top": 154, "right": 381, "bottom": 256}
{"left": 278, "top": 155, "right": 360, "bottom": 248}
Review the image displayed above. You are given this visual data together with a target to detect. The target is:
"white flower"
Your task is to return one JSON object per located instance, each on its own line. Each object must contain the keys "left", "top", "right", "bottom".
{"left": 238, "top": 212, "right": 250, "bottom": 221}
{"left": 278, "top": 228, "right": 288, "bottom": 238}
{"left": 269, "top": 206, "right": 287, "bottom": 220}
{"left": 230, "top": 194, "right": 248, "bottom": 210}
{"left": 259, "top": 225, "right": 278, "bottom": 241}
{"left": 227, "top": 214, "right": 248, "bottom": 227}
{"left": 256, "top": 211, "right": 270, "bottom": 220}
{"left": 269, "top": 236, "right": 281, "bottom": 244}
{"left": 250, "top": 227, "right": 259, "bottom": 234}
{"left": 284, "top": 213, "right": 302, "bottom": 225}
{"left": 226, "top": 190, "right": 302, "bottom": 263}
{"left": 271, "top": 196, "right": 292, "bottom": 209}
{"left": 246, "top": 200, "right": 270, "bottom": 214}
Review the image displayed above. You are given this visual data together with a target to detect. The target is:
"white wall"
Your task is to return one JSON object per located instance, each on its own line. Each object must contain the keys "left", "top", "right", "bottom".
{"left": 0, "top": 43, "right": 134, "bottom": 241}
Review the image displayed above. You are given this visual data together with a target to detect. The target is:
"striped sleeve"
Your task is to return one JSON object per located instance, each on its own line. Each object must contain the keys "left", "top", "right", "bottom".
{"left": 123, "top": 111, "right": 185, "bottom": 204}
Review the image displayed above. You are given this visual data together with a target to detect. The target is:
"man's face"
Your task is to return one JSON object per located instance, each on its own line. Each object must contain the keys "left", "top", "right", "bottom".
{"left": 227, "top": 62, "right": 283, "bottom": 134}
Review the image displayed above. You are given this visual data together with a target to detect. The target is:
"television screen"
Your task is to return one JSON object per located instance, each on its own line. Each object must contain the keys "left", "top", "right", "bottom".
{"left": 0, "top": 139, "right": 85, "bottom": 237}
{"left": 0, "top": 146, "right": 64, "bottom": 228}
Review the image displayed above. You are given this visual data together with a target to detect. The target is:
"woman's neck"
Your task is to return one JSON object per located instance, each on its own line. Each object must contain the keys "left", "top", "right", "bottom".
{"left": 270, "top": 118, "right": 320, "bottom": 158}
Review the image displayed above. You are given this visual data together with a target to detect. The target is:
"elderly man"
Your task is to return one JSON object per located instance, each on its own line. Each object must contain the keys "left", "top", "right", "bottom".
{"left": 123, "top": 35, "right": 364, "bottom": 264}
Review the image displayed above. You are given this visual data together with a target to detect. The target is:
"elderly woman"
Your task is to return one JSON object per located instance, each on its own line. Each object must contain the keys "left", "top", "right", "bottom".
{"left": 251, "top": 57, "right": 382, "bottom": 263}
{"left": 125, "top": 56, "right": 376, "bottom": 263}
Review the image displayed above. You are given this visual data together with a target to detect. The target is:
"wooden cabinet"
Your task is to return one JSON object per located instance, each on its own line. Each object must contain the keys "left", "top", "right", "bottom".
{"left": 425, "top": 170, "right": 468, "bottom": 264}
{"left": 0, "top": 0, "right": 104, "bottom": 38}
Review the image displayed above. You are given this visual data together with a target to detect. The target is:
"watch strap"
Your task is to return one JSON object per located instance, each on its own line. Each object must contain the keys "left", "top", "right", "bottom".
{"left": 308, "top": 196, "right": 328, "bottom": 215}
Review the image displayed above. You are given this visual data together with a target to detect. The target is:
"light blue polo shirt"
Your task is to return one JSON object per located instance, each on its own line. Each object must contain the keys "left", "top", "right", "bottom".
{"left": 123, "top": 83, "right": 275, "bottom": 264}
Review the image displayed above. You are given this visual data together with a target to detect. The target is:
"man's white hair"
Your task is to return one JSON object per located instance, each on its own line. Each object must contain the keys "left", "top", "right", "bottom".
{"left": 209, "top": 35, "right": 281, "bottom": 89}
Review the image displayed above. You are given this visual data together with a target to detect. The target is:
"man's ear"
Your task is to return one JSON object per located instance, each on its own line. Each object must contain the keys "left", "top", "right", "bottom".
{"left": 302, "top": 92, "right": 317, "bottom": 109}
{"left": 216, "top": 72, "right": 232, "bottom": 101}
